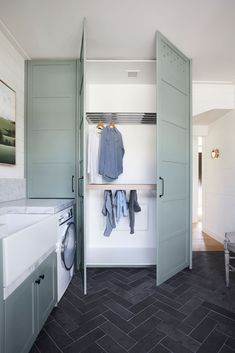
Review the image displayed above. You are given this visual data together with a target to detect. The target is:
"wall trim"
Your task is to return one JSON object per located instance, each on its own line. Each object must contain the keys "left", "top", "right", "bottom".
{"left": 0, "top": 19, "right": 31, "bottom": 60}
{"left": 203, "top": 228, "right": 224, "bottom": 245}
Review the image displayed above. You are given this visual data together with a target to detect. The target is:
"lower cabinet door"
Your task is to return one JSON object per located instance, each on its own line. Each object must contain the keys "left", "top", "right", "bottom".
{"left": 37, "top": 252, "right": 57, "bottom": 330}
{"left": 4, "top": 272, "right": 37, "bottom": 353}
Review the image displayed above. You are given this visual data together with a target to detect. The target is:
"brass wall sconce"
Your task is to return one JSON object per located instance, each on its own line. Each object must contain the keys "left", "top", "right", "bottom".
{"left": 211, "top": 149, "right": 220, "bottom": 159}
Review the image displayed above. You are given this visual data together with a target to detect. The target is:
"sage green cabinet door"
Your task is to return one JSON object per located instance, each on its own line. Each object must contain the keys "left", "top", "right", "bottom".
{"left": 37, "top": 252, "right": 57, "bottom": 330}
{"left": 26, "top": 60, "right": 77, "bottom": 198}
{"left": 156, "top": 32, "right": 191, "bottom": 285}
{"left": 4, "top": 272, "right": 37, "bottom": 353}
{"left": 0, "top": 242, "right": 3, "bottom": 353}
{"left": 77, "top": 19, "right": 87, "bottom": 295}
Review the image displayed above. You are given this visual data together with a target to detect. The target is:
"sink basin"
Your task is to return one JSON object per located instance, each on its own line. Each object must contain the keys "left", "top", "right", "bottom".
{"left": 0, "top": 213, "right": 49, "bottom": 236}
{"left": 0, "top": 213, "right": 57, "bottom": 289}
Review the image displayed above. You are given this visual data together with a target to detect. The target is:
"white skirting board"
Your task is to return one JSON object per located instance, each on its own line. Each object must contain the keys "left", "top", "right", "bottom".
{"left": 86, "top": 247, "right": 156, "bottom": 266}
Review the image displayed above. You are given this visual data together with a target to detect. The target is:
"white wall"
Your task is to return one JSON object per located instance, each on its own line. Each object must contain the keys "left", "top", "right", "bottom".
{"left": 86, "top": 125, "right": 157, "bottom": 266}
{"left": 203, "top": 110, "right": 235, "bottom": 243}
{"left": 193, "top": 83, "right": 234, "bottom": 116}
{"left": 192, "top": 136, "right": 198, "bottom": 223}
{"left": 87, "top": 84, "right": 156, "bottom": 113}
{"left": 0, "top": 29, "right": 25, "bottom": 201}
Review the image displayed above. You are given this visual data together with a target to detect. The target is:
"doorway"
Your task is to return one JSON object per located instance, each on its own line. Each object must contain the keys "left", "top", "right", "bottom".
{"left": 192, "top": 136, "right": 223, "bottom": 251}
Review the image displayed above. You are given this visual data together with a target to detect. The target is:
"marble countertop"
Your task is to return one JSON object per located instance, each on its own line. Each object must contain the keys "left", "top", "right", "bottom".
{"left": 0, "top": 198, "right": 75, "bottom": 214}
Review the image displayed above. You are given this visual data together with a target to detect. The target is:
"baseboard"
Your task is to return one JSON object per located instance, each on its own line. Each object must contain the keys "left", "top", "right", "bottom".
{"left": 86, "top": 247, "right": 156, "bottom": 266}
{"left": 86, "top": 264, "right": 155, "bottom": 267}
{"left": 203, "top": 228, "right": 224, "bottom": 245}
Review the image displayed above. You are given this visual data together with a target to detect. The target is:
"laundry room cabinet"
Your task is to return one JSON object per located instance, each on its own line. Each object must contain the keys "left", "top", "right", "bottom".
{"left": 26, "top": 60, "right": 77, "bottom": 198}
{"left": 3, "top": 252, "right": 57, "bottom": 353}
{"left": 25, "top": 20, "right": 192, "bottom": 295}
{"left": 77, "top": 22, "right": 192, "bottom": 293}
{"left": 37, "top": 252, "right": 57, "bottom": 329}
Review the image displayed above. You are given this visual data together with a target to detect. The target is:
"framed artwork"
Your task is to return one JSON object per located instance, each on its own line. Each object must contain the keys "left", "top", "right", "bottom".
{"left": 0, "top": 80, "right": 16, "bottom": 165}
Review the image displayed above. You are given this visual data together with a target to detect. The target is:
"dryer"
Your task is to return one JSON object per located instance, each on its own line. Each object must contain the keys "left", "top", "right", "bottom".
{"left": 56, "top": 207, "right": 76, "bottom": 302}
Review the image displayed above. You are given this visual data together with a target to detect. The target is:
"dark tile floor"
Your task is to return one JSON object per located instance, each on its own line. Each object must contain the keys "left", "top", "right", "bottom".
{"left": 30, "top": 252, "right": 235, "bottom": 353}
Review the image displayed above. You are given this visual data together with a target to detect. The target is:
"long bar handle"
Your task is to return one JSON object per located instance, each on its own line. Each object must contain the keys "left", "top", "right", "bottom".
{"left": 72, "top": 175, "right": 75, "bottom": 193}
{"left": 78, "top": 176, "right": 84, "bottom": 198}
{"left": 159, "top": 176, "right": 164, "bottom": 198}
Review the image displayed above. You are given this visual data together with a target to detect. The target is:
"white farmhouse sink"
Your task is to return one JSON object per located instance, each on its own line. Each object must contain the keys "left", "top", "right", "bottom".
{"left": 0, "top": 213, "right": 57, "bottom": 289}
{"left": 0, "top": 213, "right": 49, "bottom": 235}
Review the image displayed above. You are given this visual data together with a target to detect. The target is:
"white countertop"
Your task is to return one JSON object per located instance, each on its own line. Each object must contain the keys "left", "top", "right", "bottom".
{"left": 0, "top": 198, "right": 75, "bottom": 215}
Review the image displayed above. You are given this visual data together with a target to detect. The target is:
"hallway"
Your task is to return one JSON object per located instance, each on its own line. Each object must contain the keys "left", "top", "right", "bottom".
{"left": 192, "top": 222, "right": 224, "bottom": 252}
{"left": 30, "top": 252, "right": 235, "bottom": 353}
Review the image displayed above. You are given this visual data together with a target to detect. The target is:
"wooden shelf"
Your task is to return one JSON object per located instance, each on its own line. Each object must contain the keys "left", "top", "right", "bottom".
{"left": 87, "top": 184, "right": 157, "bottom": 190}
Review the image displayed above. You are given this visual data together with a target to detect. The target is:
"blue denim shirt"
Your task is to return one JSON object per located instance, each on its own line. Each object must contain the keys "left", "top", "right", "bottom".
{"left": 99, "top": 126, "right": 125, "bottom": 181}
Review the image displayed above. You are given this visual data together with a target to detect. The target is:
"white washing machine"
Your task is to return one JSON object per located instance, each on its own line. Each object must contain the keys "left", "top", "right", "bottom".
{"left": 56, "top": 206, "right": 76, "bottom": 302}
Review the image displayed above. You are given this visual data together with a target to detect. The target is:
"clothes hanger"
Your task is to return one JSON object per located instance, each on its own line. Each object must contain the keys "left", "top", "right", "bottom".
{"left": 109, "top": 120, "right": 116, "bottom": 128}
{"left": 96, "top": 121, "right": 104, "bottom": 130}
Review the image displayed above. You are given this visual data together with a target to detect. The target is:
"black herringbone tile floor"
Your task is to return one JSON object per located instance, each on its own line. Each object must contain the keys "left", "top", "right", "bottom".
{"left": 30, "top": 252, "right": 235, "bottom": 353}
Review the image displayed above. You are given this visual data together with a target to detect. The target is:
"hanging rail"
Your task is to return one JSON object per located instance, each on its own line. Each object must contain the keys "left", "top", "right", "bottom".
{"left": 86, "top": 112, "right": 157, "bottom": 125}
{"left": 87, "top": 184, "right": 157, "bottom": 191}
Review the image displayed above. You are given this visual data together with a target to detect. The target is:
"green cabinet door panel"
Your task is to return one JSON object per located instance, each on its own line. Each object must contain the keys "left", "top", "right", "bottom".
{"left": 37, "top": 252, "right": 57, "bottom": 330}
{"left": 4, "top": 272, "right": 37, "bottom": 353}
{"left": 32, "top": 63, "right": 75, "bottom": 97}
{"left": 28, "top": 165, "right": 75, "bottom": 198}
{"left": 32, "top": 98, "right": 75, "bottom": 130}
{"left": 29, "top": 130, "right": 75, "bottom": 163}
{"left": 77, "top": 19, "right": 87, "bottom": 295}
{"left": 156, "top": 32, "right": 191, "bottom": 285}
{"left": 26, "top": 60, "right": 77, "bottom": 198}
{"left": 0, "top": 241, "right": 4, "bottom": 353}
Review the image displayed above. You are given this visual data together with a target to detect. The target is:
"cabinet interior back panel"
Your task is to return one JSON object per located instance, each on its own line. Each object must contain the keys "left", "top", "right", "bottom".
{"left": 86, "top": 125, "right": 157, "bottom": 266}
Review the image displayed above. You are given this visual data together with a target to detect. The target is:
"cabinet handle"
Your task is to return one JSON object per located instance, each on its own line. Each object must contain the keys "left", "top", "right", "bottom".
{"left": 159, "top": 176, "right": 164, "bottom": 198}
{"left": 72, "top": 175, "right": 75, "bottom": 193}
{"left": 35, "top": 279, "right": 41, "bottom": 285}
{"left": 39, "top": 274, "right": 45, "bottom": 280}
{"left": 78, "top": 176, "right": 84, "bottom": 198}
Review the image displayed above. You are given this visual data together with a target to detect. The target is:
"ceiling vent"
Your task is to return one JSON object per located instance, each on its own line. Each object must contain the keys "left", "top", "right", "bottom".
{"left": 126, "top": 70, "right": 140, "bottom": 78}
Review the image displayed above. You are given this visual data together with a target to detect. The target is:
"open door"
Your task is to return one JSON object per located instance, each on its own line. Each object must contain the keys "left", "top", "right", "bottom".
{"left": 77, "top": 19, "right": 87, "bottom": 294}
{"left": 156, "top": 32, "right": 192, "bottom": 285}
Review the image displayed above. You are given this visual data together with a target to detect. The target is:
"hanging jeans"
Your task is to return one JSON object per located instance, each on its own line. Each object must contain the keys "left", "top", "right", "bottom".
{"left": 129, "top": 190, "right": 141, "bottom": 234}
{"left": 102, "top": 190, "right": 116, "bottom": 236}
{"left": 114, "top": 190, "right": 128, "bottom": 222}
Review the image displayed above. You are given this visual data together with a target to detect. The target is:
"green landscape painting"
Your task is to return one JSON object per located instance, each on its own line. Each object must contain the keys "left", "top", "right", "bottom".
{"left": 0, "top": 80, "right": 16, "bottom": 165}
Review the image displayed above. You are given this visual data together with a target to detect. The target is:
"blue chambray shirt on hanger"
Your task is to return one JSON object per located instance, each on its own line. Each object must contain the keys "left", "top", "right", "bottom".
{"left": 99, "top": 126, "right": 125, "bottom": 181}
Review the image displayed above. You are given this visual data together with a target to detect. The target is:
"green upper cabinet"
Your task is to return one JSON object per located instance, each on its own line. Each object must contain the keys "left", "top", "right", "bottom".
{"left": 26, "top": 60, "right": 77, "bottom": 198}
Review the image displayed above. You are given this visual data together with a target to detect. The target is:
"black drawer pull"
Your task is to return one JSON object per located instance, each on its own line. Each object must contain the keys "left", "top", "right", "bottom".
{"left": 35, "top": 279, "right": 41, "bottom": 285}
{"left": 39, "top": 274, "right": 45, "bottom": 280}
{"left": 72, "top": 175, "right": 75, "bottom": 193}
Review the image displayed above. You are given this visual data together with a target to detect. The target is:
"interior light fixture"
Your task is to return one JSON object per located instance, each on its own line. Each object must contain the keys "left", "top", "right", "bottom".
{"left": 211, "top": 149, "right": 220, "bottom": 159}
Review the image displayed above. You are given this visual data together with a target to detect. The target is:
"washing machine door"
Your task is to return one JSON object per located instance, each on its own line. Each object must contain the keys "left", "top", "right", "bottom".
{"left": 61, "top": 222, "right": 76, "bottom": 270}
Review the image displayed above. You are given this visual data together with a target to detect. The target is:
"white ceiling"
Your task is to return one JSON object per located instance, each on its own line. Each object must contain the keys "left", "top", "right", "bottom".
{"left": 0, "top": 0, "right": 235, "bottom": 82}
{"left": 193, "top": 109, "right": 232, "bottom": 125}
